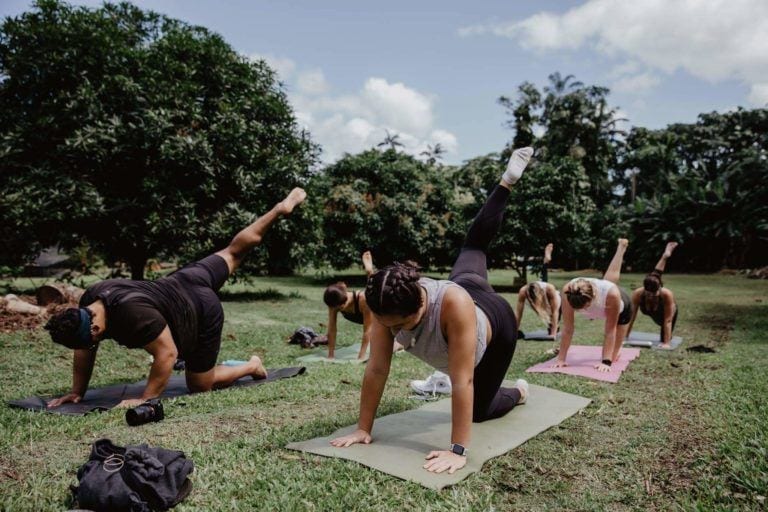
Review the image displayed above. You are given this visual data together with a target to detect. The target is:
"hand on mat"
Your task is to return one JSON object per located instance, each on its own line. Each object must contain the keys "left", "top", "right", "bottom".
{"left": 330, "top": 429, "right": 372, "bottom": 447}
{"left": 594, "top": 363, "right": 612, "bottom": 373}
{"left": 423, "top": 450, "right": 466, "bottom": 474}
{"left": 117, "top": 398, "right": 148, "bottom": 409}
{"left": 46, "top": 392, "right": 82, "bottom": 408}
{"left": 550, "top": 359, "right": 568, "bottom": 368}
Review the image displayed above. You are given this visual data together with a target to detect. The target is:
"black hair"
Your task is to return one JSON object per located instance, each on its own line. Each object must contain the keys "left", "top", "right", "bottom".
{"left": 323, "top": 282, "right": 348, "bottom": 308}
{"left": 44, "top": 307, "right": 92, "bottom": 349}
{"left": 365, "top": 261, "right": 423, "bottom": 316}
{"left": 643, "top": 274, "right": 662, "bottom": 312}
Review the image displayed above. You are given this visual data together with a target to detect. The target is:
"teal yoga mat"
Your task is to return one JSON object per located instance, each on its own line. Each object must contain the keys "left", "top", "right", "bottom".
{"left": 286, "top": 383, "right": 591, "bottom": 489}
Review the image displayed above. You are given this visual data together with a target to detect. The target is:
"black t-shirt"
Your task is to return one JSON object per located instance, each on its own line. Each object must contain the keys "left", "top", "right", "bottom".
{"left": 80, "top": 277, "right": 198, "bottom": 356}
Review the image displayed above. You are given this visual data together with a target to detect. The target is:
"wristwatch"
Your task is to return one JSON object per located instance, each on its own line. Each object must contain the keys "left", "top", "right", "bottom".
{"left": 449, "top": 443, "right": 468, "bottom": 456}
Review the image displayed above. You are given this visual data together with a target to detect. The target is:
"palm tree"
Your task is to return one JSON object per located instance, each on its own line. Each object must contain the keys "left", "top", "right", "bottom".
{"left": 377, "top": 130, "right": 404, "bottom": 151}
{"left": 420, "top": 143, "right": 445, "bottom": 165}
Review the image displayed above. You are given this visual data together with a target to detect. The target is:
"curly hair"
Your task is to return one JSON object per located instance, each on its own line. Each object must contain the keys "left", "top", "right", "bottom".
{"left": 323, "top": 282, "right": 349, "bottom": 308}
{"left": 564, "top": 279, "right": 595, "bottom": 310}
{"left": 365, "top": 261, "right": 423, "bottom": 316}
{"left": 44, "top": 307, "right": 91, "bottom": 349}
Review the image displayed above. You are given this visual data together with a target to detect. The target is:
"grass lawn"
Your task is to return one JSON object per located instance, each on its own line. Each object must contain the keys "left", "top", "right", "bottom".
{"left": 1, "top": 269, "right": 767, "bottom": 511}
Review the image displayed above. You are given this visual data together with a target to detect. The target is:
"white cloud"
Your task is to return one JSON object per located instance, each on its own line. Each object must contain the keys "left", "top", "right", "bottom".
{"left": 297, "top": 69, "right": 329, "bottom": 95}
{"left": 611, "top": 72, "right": 661, "bottom": 94}
{"left": 289, "top": 74, "right": 457, "bottom": 163}
{"left": 748, "top": 83, "right": 768, "bottom": 106}
{"left": 458, "top": 0, "right": 768, "bottom": 103}
{"left": 248, "top": 53, "right": 296, "bottom": 80}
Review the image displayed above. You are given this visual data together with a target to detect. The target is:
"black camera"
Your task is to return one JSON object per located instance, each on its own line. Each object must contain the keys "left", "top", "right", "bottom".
{"left": 125, "top": 398, "right": 165, "bottom": 427}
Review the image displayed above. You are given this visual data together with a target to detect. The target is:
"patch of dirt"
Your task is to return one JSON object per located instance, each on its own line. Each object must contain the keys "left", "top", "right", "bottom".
{"left": 0, "top": 296, "right": 78, "bottom": 333}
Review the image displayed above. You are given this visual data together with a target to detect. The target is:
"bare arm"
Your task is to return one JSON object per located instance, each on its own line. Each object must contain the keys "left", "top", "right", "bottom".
{"left": 555, "top": 286, "right": 575, "bottom": 365}
{"left": 327, "top": 308, "right": 338, "bottom": 358}
{"left": 140, "top": 326, "right": 178, "bottom": 400}
{"left": 515, "top": 287, "right": 527, "bottom": 326}
{"left": 331, "top": 319, "right": 394, "bottom": 447}
{"left": 47, "top": 347, "right": 98, "bottom": 407}
{"left": 548, "top": 285, "right": 560, "bottom": 337}
{"left": 602, "top": 290, "right": 621, "bottom": 362}
{"left": 661, "top": 289, "right": 676, "bottom": 345}
{"left": 626, "top": 288, "right": 642, "bottom": 338}
{"left": 442, "top": 288, "right": 477, "bottom": 448}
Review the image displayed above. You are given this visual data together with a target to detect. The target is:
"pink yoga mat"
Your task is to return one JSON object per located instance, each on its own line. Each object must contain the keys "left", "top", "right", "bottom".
{"left": 526, "top": 345, "right": 641, "bottom": 383}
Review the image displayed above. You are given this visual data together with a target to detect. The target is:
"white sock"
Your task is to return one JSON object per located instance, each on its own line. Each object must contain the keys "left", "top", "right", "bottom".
{"left": 502, "top": 147, "right": 534, "bottom": 185}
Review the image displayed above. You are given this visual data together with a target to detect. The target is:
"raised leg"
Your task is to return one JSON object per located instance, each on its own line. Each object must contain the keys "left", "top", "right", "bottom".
{"left": 653, "top": 242, "right": 678, "bottom": 274}
{"left": 362, "top": 251, "right": 374, "bottom": 277}
{"left": 603, "top": 238, "right": 629, "bottom": 285}
{"left": 449, "top": 148, "right": 533, "bottom": 282}
{"left": 215, "top": 188, "right": 306, "bottom": 275}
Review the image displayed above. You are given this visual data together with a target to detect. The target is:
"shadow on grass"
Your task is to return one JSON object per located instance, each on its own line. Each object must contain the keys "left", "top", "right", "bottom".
{"left": 219, "top": 288, "right": 305, "bottom": 302}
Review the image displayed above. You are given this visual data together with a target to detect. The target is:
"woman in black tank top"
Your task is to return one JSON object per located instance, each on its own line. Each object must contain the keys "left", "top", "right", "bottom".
{"left": 627, "top": 242, "right": 680, "bottom": 348}
{"left": 323, "top": 251, "right": 404, "bottom": 359}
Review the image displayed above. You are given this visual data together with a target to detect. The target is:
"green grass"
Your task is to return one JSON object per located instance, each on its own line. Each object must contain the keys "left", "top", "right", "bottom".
{"left": 1, "top": 270, "right": 767, "bottom": 511}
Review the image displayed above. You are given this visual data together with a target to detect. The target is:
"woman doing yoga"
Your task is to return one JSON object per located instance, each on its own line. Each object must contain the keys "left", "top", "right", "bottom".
{"left": 515, "top": 243, "right": 560, "bottom": 338}
{"left": 627, "top": 242, "right": 679, "bottom": 349}
{"left": 554, "top": 238, "right": 633, "bottom": 372}
{"left": 330, "top": 148, "right": 534, "bottom": 474}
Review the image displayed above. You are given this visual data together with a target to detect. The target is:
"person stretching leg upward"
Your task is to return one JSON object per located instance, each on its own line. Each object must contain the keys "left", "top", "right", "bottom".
{"left": 45, "top": 188, "right": 307, "bottom": 408}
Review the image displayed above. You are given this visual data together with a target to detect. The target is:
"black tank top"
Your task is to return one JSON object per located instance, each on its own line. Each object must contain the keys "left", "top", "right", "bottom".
{"left": 640, "top": 292, "right": 666, "bottom": 326}
{"left": 340, "top": 291, "right": 365, "bottom": 325}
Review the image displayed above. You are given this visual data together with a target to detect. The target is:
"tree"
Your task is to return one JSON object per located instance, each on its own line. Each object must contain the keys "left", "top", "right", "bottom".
{"left": 420, "top": 143, "right": 445, "bottom": 166}
{"left": 377, "top": 130, "right": 404, "bottom": 152}
{"left": 314, "top": 149, "right": 455, "bottom": 270}
{"left": 0, "top": 0, "right": 317, "bottom": 278}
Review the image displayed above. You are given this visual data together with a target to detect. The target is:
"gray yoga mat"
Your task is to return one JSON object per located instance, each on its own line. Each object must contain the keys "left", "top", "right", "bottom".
{"left": 296, "top": 343, "right": 367, "bottom": 363}
{"left": 624, "top": 331, "right": 683, "bottom": 349}
{"left": 8, "top": 366, "right": 306, "bottom": 416}
{"left": 286, "top": 383, "right": 591, "bottom": 489}
{"left": 523, "top": 329, "right": 559, "bottom": 341}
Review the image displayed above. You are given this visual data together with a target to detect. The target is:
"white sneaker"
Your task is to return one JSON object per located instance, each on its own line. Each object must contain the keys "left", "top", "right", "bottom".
{"left": 514, "top": 378, "right": 529, "bottom": 405}
{"left": 410, "top": 371, "right": 452, "bottom": 396}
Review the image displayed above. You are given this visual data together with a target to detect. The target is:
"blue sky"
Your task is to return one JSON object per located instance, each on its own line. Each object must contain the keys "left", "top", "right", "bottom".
{"left": 2, "top": 0, "right": 766, "bottom": 165}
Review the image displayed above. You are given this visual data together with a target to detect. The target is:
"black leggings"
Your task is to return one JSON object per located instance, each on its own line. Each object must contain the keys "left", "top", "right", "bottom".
{"left": 449, "top": 185, "right": 521, "bottom": 422}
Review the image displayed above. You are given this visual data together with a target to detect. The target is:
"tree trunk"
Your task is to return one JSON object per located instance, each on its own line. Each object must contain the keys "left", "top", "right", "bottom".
{"left": 36, "top": 284, "right": 84, "bottom": 306}
{"left": 129, "top": 255, "right": 147, "bottom": 280}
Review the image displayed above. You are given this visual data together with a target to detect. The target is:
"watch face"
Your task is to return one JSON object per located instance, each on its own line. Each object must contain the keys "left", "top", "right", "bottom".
{"left": 451, "top": 444, "right": 465, "bottom": 456}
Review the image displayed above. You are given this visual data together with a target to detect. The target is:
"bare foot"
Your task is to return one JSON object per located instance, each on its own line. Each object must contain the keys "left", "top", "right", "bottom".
{"left": 249, "top": 355, "right": 268, "bottom": 379}
{"left": 278, "top": 187, "right": 307, "bottom": 215}
{"left": 544, "top": 243, "right": 554, "bottom": 265}
{"left": 362, "top": 250, "right": 374, "bottom": 274}
{"left": 663, "top": 242, "right": 678, "bottom": 259}
{"left": 618, "top": 238, "right": 629, "bottom": 249}
{"left": 658, "top": 343, "right": 673, "bottom": 350}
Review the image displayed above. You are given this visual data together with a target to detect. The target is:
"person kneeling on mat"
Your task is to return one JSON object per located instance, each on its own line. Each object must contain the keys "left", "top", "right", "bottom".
{"left": 44, "top": 188, "right": 307, "bottom": 409}
{"left": 627, "top": 242, "right": 680, "bottom": 349}
{"left": 330, "top": 148, "right": 534, "bottom": 474}
{"left": 553, "top": 238, "right": 633, "bottom": 372}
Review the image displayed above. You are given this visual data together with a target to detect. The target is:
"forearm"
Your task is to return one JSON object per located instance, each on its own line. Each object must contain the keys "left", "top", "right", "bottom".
{"left": 71, "top": 349, "right": 97, "bottom": 396}
{"left": 450, "top": 382, "right": 473, "bottom": 446}
{"left": 357, "top": 367, "right": 388, "bottom": 433}
{"left": 603, "top": 327, "right": 617, "bottom": 360}
{"left": 327, "top": 326, "right": 337, "bottom": 356}
{"left": 662, "top": 321, "right": 673, "bottom": 344}
{"left": 142, "top": 353, "right": 175, "bottom": 399}
{"left": 558, "top": 328, "right": 574, "bottom": 360}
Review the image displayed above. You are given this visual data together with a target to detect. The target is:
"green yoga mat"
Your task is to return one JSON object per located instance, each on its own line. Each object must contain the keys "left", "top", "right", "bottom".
{"left": 286, "top": 383, "right": 591, "bottom": 489}
{"left": 295, "top": 343, "right": 367, "bottom": 364}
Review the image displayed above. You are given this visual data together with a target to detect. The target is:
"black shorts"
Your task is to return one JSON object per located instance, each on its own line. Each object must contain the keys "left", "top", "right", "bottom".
{"left": 617, "top": 287, "right": 632, "bottom": 326}
{"left": 170, "top": 254, "right": 230, "bottom": 373}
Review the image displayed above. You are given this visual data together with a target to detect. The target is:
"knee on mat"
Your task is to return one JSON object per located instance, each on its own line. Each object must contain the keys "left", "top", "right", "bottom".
{"left": 186, "top": 381, "right": 213, "bottom": 393}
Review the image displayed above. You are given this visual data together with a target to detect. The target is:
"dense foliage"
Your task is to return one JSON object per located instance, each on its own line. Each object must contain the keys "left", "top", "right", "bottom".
{"left": 0, "top": 0, "right": 316, "bottom": 278}
{"left": 0, "top": 3, "right": 765, "bottom": 277}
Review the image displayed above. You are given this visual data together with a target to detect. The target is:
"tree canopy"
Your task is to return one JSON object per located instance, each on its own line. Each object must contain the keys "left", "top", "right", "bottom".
{"left": 0, "top": 0, "right": 316, "bottom": 278}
